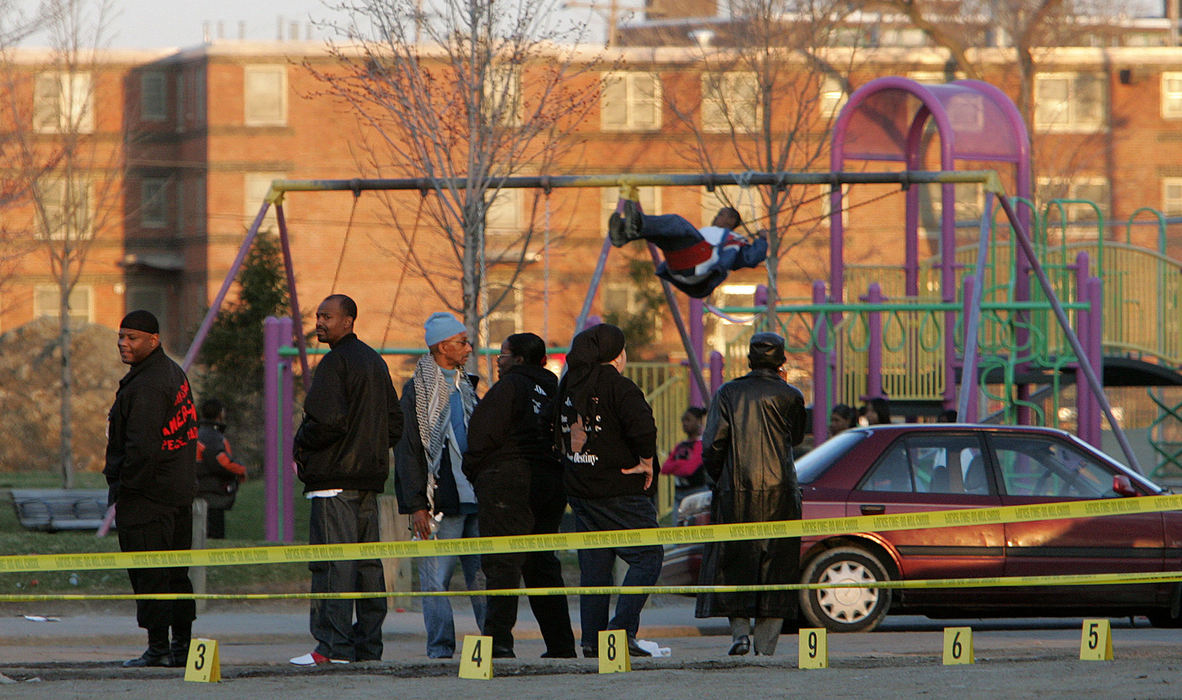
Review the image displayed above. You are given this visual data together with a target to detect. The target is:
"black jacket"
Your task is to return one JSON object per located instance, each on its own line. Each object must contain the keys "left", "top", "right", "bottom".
{"left": 695, "top": 368, "right": 806, "bottom": 619}
{"left": 103, "top": 346, "right": 198, "bottom": 526}
{"left": 462, "top": 364, "right": 561, "bottom": 482}
{"left": 293, "top": 333, "right": 403, "bottom": 493}
{"left": 394, "top": 371, "right": 480, "bottom": 515}
{"left": 557, "top": 365, "right": 657, "bottom": 499}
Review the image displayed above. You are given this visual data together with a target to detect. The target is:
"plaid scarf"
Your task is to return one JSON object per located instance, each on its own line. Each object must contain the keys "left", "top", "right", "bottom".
{"left": 412, "top": 353, "right": 476, "bottom": 477}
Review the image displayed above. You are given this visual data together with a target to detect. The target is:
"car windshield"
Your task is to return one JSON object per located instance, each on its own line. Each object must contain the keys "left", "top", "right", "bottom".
{"left": 797, "top": 431, "right": 867, "bottom": 484}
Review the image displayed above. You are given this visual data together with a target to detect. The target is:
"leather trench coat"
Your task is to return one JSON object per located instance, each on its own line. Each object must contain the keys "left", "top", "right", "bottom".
{"left": 694, "top": 367, "right": 806, "bottom": 619}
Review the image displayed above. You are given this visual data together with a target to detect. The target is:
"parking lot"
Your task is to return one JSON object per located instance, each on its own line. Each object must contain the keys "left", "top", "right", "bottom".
{"left": 2, "top": 598, "right": 1180, "bottom": 698}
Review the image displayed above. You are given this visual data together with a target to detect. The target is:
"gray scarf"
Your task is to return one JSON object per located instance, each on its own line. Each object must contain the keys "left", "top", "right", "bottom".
{"left": 412, "top": 353, "right": 476, "bottom": 476}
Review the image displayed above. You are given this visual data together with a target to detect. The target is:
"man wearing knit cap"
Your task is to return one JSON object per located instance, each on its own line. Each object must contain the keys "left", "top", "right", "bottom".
{"left": 695, "top": 331, "right": 806, "bottom": 657}
{"left": 395, "top": 311, "right": 486, "bottom": 658}
{"left": 290, "top": 294, "right": 403, "bottom": 666}
{"left": 104, "top": 310, "right": 199, "bottom": 667}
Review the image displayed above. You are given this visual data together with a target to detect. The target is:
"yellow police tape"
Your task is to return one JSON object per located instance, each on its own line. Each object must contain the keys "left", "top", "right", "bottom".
{"left": 2, "top": 492, "right": 1180, "bottom": 575}
{"left": 2, "top": 569, "right": 1182, "bottom": 603}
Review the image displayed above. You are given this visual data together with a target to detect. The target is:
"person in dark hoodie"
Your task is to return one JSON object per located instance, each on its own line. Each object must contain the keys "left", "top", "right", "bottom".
{"left": 104, "top": 309, "right": 199, "bottom": 668}
{"left": 556, "top": 323, "right": 663, "bottom": 659}
{"left": 290, "top": 294, "right": 403, "bottom": 666}
{"left": 462, "top": 332, "right": 576, "bottom": 659}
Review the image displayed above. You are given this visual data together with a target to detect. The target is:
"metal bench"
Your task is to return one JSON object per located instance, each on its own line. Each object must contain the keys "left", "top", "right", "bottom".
{"left": 8, "top": 489, "right": 111, "bottom": 532}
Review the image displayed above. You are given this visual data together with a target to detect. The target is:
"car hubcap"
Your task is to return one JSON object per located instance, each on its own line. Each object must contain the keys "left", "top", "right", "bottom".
{"left": 816, "top": 560, "right": 880, "bottom": 623}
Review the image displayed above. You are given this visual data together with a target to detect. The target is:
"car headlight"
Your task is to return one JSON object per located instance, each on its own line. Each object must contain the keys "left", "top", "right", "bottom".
{"left": 678, "top": 490, "right": 712, "bottom": 522}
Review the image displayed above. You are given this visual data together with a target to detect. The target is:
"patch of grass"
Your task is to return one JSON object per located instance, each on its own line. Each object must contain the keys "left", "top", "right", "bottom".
{"left": 0, "top": 470, "right": 318, "bottom": 596}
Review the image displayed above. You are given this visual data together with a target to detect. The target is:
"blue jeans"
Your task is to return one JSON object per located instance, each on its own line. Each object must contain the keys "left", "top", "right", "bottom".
{"left": 417, "top": 512, "right": 486, "bottom": 658}
{"left": 640, "top": 213, "right": 709, "bottom": 251}
{"left": 567, "top": 494, "right": 664, "bottom": 645}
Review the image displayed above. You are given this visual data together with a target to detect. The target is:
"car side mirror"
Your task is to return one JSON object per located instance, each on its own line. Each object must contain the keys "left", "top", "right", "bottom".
{"left": 1113, "top": 474, "right": 1137, "bottom": 497}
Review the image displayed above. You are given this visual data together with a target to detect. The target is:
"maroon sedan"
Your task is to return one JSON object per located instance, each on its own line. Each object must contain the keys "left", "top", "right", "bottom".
{"left": 661, "top": 424, "right": 1182, "bottom": 632}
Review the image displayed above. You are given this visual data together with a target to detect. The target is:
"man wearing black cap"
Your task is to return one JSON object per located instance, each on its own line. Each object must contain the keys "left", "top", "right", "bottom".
{"left": 694, "top": 332, "right": 806, "bottom": 657}
{"left": 104, "top": 310, "right": 199, "bottom": 667}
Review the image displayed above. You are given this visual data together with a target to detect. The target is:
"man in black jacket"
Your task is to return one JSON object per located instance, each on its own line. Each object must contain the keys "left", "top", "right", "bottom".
{"left": 104, "top": 310, "right": 199, "bottom": 668}
{"left": 462, "top": 332, "right": 576, "bottom": 659}
{"left": 695, "top": 332, "right": 806, "bottom": 657}
{"left": 290, "top": 294, "right": 403, "bottom": 666}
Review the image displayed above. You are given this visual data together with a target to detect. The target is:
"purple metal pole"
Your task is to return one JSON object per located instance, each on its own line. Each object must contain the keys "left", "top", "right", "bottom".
{"left": 960, "top": 277, "right": 980, "bottom": 422}
{"left": 1087, "top": 276, "right": 1104, "bottom": 449}
{"left": 279, "top": 316, "right": 295, "bottom": 542}
{"left": 812, "top": 280, "right": 830, "bottom": 442}
{"left": 866, "top": 283, "right": 884, "bottom": 401}
{"left": 573, "top": 236, "right": 612, "bottom": 341}
{"left": 182, "top": 201, "right": 271, "bottom": 371}
{"left": 646, "top": 243, "right": 710, "bottom": 400}
{"left": 1074, "top": 253, "right": 1092, "bottom": 441}
{"left": 709, "top": 351, "right": 724, "bottom": 397}
{"left": 689, "top": 298, "right": 705, "bottom": 406}
{"left": 275, "top": 204, "right": 311, "bottom": 392}
{"left": 263, "top": 316, "right": 281, "bottom": 542}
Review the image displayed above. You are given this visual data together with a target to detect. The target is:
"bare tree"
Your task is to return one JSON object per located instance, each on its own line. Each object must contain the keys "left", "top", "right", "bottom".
{"left": 666, "top": 0, "right": 864, "bottom": 324}
{"left": 4, "top": 0, "right": 120, "bottom": 488}
{"left": 310, "top": 0, "right": 600, "bottom": 359}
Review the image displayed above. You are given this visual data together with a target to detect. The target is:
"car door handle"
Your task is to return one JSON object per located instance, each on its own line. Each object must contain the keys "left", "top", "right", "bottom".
{"left": 860, "top": 504, "right": 886, "bottom": 515}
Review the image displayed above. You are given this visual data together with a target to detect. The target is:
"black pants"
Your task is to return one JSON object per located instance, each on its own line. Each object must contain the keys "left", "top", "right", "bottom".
{"left": 475, "top": 460, "right": 575, "bottom": 655}
{"left": 308, "top": 490, "right": 386, "bottom": 662}
{"left": 206, "top": 507, "right": 226, "bottom": 539}
{"left": 117, "top": 503, "right": 196, "bottom": 632}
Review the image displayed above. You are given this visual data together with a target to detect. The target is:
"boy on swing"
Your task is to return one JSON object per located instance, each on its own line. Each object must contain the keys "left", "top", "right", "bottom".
{"left": 609, "top": 200, "right": 768, "bottom": 299}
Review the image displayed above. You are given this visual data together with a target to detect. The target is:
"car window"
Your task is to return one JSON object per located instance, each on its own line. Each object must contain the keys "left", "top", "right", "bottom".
{"left": 859, "top": 433, "right": 987, "bottom": 494}
{"left": 796, "top": 431, "right": 867, "bottom": 484}
{"left": 990, "top": 435, "right": 1115, "bottom": 499}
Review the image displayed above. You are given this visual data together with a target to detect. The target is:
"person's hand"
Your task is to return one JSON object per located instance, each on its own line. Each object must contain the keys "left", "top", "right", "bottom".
{"left": 754, "top": 229, "right": 769, "bottom": 241}
{"left": 570, "top": 417, "right": 588, "bottom": 452}
{"left": 621, "top": 456, "right": 654, "bottom": 490}
{"left": 412, "top": 509, "right": 434, "bottom": 540}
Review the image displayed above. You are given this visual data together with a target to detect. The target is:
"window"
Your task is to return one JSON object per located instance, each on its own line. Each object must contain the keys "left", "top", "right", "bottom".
{"left": 601, "top": 72, "right": 662, "bottom": 131}
{"left": 485, "top": 283, "right": 521, "bottom": 342}
{"left": 486, "top": 189, "right": 522, "bottom": 232}
{"left": 600, "top": 186, "right": 661, "bottom": 222}
{"left": 1163, "top": 73, "right": 1182, "bottom": 119}
{"left": 126, "top": 285, "right": 168, "bottom": 339}
{"left": 244, "top": 172, "right": 285, "bottom": 230}
{"left": 1034, "top": 73, "right": 1105, "bottom": 132}
{"left": 701, "top": 185, "right": 764, "bottom": 229}
{"left": 820, "top": 184, "right": 850, "bottom": 229}
{"left": 918, "top": 182, "right": 985, "bottom": 238}
{"left": 243, "top": 65, "right": 287, "bottom": 126}
{"left": 1037, "top": 177, "right": 1108, "bottom": 239}
{"left": 907, "top": 71, "right": 966, "bottom": 85}
{"left": 701, "top": 71, "right": 760, "bottom": 133}
{"left": 141, "top": 72, "right": 167, "bottom": 121}
{"left": 990, "top": 435, "right": 1115, "bottom": 499}
{"left": 35, "top": 178, "right": 92, "bottom": 240}
{"left": 1163, "top": 178, "right": 1182, "bottom": 216}
{"left": 819, "top": 75, "right": 847, "bottom": 119}
{"left": 880, "top": 28, "right": 928, "bottom": 47}
{"left": 176, "top": 70, "right": 187, "bottom": 131}
{"left": 33, "top": 71, "right": 94, "bottom": 134}
{"left": 141, "top": 177, "right": 168, "bottom": 228}
{"left": 859, "top": 434, "right": 987, "bottom": 495}
{"left": 34, "top": 284, "right": 93, "bottom": 324}
{"left": 484, "top": 64, "right": 521, "bottom": 126}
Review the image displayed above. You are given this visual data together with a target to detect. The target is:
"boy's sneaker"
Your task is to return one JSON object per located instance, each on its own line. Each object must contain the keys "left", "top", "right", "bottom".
{"left": 621, "top": 199, "right": 643, "bottom": 238}
{"left": 608, "top": 213, "right": 629, "bottom": 247}
{"left": 289, "top": 651, "right": 350, "bottom": 666}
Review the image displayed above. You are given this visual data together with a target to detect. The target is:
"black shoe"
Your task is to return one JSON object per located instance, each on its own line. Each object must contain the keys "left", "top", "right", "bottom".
{"left": 581, "top": 643, "right": 598, "bottom": 658}
{"left": 627, "top": 637, "right": 651, "bottom": 658}
{"left": 123, "top": 649, "right": 173, "bottom": 667}
{"left": 541, "top": 648, "right": 578, "bottom": 658}
{"left": 169, "top": 639, "right": 190, "bottom": 667}
{"left": 728, "top": 636, "right": 751, "bottom": 656}
{"left": 492, "top": 644, "right": 515, "bottom": 659}
{"left": 621, "top": 200, "right": 643, "bottom": 239}
{"left": 608, "top": 213, "right": 629, "bottom": 247}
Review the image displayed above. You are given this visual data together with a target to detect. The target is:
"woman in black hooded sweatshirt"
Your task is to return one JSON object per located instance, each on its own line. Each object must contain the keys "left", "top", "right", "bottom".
{"left": 556, "top": 323, "right": 663, "bottom": 659}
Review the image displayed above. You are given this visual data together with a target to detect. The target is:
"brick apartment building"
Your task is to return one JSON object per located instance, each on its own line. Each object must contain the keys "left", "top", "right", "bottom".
{"left": 3, "top": 37, "right": 1182, "bottom": 373}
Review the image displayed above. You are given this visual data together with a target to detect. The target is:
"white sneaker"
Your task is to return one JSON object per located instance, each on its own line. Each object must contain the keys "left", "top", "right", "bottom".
{"left": 289, "top": 651, "right": 349, "bottom": 666}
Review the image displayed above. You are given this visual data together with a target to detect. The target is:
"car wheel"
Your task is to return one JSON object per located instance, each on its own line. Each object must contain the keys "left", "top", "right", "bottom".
{"left": 1148, "top": 585, "right": 1182, "bottom": 628}
{"left": 799, "top": 546, "right": 892, "bottom": 633}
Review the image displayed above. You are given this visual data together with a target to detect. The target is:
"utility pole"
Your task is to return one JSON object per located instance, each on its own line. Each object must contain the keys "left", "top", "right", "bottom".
{"left": 562, "top": 0, "right": 641, "bottom": 46}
